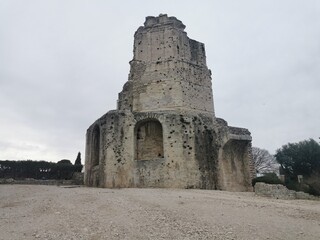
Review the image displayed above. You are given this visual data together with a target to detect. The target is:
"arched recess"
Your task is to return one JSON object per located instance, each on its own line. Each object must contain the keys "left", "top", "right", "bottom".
{"left": 135, "top": 119, "right": 164, "bottom": 160}
{"left": 91, "top": 125, "right": 100, "bottom": 166}
{"left": 220, "top": 140, "right": 251, "bottom": 191}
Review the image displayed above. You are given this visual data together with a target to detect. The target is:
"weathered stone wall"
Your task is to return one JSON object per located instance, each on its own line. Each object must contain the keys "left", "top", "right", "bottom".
{"left": 218, "top": 140, "right": 252, "bottom": 191}
{"left": 254, "top": 182, "right": 319, "bottom": 200}
{"left": 135, "top": 120, "right": 164, "bottom": 160}
{"left": 86, "top": 111, "right": 214, "bottom": 189}
{"left": 85, "top": 14, "right": 254, "bottom": 192}
{"left": 118, "top": 14, "right": 214, "bottom": 115}
{"left": 85, "top": 110, "right": 253, "bottom": 191}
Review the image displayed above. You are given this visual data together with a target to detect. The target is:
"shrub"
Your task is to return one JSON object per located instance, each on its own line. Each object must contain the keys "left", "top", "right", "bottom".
{"left": 252, "top": 173, "right": 283, "bottom": 186}
{"left": 305, "top": 172, "right": 320, "bottom": 196}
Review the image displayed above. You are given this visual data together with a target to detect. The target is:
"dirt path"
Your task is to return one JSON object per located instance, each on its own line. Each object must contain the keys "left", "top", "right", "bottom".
{"left": 0, "top": 185, "right": 319, "bottom": 240}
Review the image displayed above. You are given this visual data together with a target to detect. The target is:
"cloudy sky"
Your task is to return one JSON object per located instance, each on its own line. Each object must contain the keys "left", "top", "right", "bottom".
{"left": 0, "top": 0, "right": 319, "bottom": 162}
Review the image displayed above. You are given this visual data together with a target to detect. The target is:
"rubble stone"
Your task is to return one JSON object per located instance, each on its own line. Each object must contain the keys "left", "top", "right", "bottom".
{"left": 254, "top": 182, "right": 319, "bottom": 200}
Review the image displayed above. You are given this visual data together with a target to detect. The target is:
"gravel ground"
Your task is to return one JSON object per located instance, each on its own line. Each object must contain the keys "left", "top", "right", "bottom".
{"left": 0, "top": 185, "right": 319, "bottom": 240}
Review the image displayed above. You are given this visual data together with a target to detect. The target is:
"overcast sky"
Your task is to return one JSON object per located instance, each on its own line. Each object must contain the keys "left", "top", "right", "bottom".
{"left": 0, "top": 0, "right": 319, "bottom": 162}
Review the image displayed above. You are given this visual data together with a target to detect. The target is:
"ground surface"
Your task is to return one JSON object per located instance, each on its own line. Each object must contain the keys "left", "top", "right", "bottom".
{"left": 0, "top": 185, "right": 319, "bottom": 240}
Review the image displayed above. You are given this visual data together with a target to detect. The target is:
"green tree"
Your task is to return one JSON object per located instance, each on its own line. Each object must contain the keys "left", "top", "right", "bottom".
{"left": 275, "top": 139, "right": 320, "bottom": 195}
{"left": 75, "top": 152, "right": 81, "bottom": 165}
{"left": 275, "top": 139, "right": 320, "bottom": 177}
{"left": 74, "top": 152, "right": 83, "bottom": 173}
{"left": 57, "top": 159, "right": 72, "bottom": 165}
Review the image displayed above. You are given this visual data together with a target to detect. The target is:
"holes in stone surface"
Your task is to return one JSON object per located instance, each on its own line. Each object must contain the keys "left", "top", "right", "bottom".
{"left": 91, "top": 125, "right": 100, "bottom": 166}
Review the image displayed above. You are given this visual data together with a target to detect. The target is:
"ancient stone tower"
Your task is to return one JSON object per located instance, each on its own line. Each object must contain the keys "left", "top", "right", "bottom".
{"left": 85, "top": 14, "right": 254, "bottom": 191}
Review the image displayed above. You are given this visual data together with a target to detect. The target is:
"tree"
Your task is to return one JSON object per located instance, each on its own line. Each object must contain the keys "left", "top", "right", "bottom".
{"left": 75, "top": 152, "right": 81, "bottom": 165}
{"left": 275, "top": 139, "right": 320, "bottom": 177}
{"left": 74, "top": 152, "right": 83, "bottom": 173}
{"left": 0, "top": 159, "right": 83, "bottom": 180}
{"left": 57, "top": 159, "right": 72, "bottom": 165}
{"left": 275, "top": 139, "right": 320, "bottom": 196}
{"left": 252, "top": 147, "right": 278, "bottom": 175}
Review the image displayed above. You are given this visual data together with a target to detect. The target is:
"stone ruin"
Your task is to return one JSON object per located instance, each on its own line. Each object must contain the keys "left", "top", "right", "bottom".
{"left": 84, "top": 14, "right": 255, "bottom": 191}
{"left": 254, "top": 183, "right": 318, "bottom": 200}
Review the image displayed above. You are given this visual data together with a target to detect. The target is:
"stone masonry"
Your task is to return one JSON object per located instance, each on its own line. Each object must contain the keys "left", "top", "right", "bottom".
{"left": 85, "top": 14, "right": 255, "bottom": 191}
{"left": 254, "top": 183, "right": 319, "bottom": 200}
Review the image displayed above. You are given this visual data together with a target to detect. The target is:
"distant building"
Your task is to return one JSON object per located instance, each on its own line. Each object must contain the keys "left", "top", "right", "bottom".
{"left": 85, "top": 14, "right": 255, "bottom": 191}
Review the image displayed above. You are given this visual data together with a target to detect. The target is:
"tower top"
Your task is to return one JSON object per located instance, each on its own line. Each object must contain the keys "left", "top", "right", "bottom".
{"left": 118, "top": 14, "right": 214, "bottom": 115}
{"left": 143, "top": 14, "right": 186, "bottom": 31}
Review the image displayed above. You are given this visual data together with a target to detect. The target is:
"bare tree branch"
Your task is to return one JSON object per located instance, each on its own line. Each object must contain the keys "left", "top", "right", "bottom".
{"left": 252, "top": 147, "right": 279, "bottom": 174}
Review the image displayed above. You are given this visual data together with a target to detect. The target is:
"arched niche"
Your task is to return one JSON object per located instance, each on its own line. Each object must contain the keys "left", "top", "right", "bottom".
{"left": 135, "top": 119, "right": 164, "bottom": 160}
